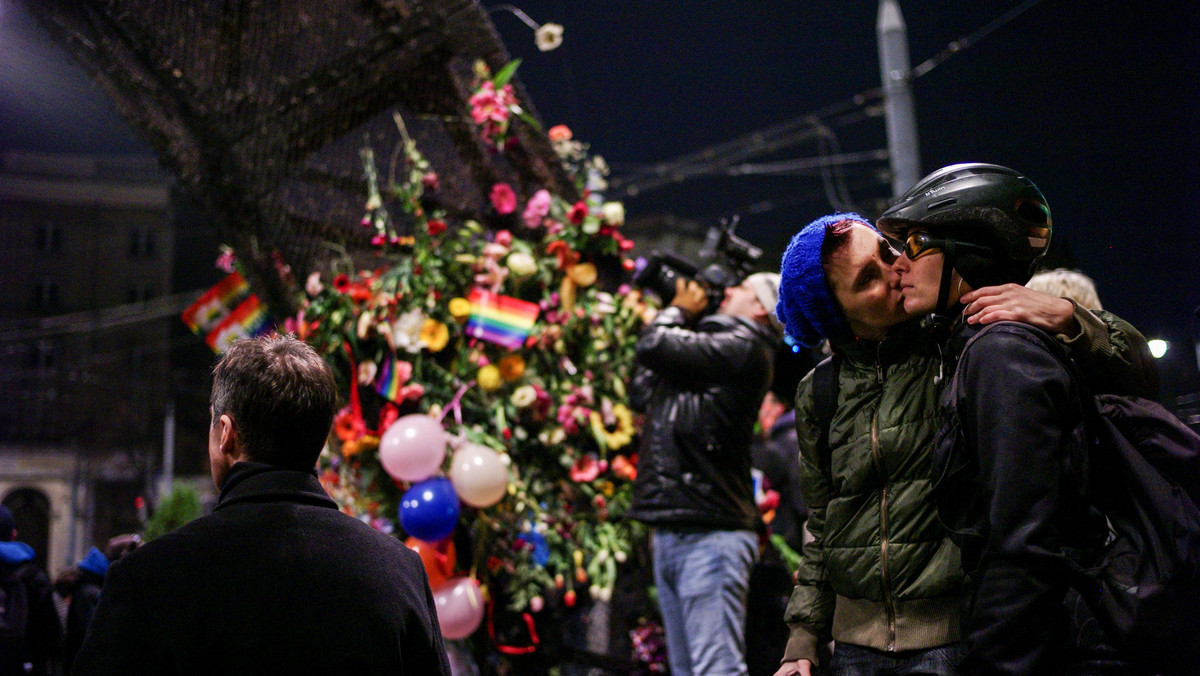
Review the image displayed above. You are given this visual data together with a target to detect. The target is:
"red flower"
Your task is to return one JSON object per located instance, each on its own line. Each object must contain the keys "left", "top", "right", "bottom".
{"left": 567, "top": 201, "right": 588, "bottom": 225}
{"left": 427, "top": 219, "right": 447, "bottom": 236}
{"left": 490, "top": 183, "right": 518, "bottom": 215}
{"left": 332, "top": 274, "right": 351, "bottom": 292}
{"left": 569, "top": 454, "right": 601, "bottom": 483}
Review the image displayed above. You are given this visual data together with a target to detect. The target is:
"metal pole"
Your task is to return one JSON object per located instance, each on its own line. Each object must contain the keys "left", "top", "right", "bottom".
{"left": 161, "top": 400, "right": 175, "bottom": 499}
{"left": 877, "top": 0, "right": 921, "bottom": 197}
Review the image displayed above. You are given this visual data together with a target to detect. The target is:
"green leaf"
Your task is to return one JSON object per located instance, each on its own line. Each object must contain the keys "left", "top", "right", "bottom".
{"left": 493, "top": 59, "right": 522, "bottom": 87}
{"left": 516, "top": 111, "right": 543, "bottom": 132}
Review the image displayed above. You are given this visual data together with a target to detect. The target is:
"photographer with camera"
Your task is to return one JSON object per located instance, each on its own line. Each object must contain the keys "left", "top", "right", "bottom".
{"left": 627, "top": 264, "right": 783, "bottom": 676}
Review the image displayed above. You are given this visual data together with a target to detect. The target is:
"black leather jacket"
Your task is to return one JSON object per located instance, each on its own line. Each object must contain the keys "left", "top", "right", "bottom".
{"left": 626, "top": 306, "right": 779, "bottom": 530}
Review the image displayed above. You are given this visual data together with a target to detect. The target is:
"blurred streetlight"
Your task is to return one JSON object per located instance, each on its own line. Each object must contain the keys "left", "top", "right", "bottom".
{"left": 1148, "top": 339, "right": 1168, "bottom": 359}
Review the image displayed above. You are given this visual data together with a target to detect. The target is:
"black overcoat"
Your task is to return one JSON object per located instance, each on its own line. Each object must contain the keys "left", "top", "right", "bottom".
{"left": 74, "top": 461, "right": 451, "bottom": 675}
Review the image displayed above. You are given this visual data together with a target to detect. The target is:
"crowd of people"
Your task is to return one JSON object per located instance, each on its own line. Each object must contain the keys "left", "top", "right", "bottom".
{"left": 0, "top": 162, "right": 1178, "bottom": 676}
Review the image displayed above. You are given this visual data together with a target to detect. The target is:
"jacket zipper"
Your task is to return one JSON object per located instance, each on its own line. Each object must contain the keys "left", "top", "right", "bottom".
{"left": 872, "top": 348, "right": 897, "bottom": 651}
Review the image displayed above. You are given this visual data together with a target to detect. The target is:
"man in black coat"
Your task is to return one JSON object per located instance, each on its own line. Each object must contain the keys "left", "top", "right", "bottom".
{"left": 74, "top": 334, "right": 450, "bottom": 675}
{"left": 627, "top": 272, "right": 782, "bottom": 676}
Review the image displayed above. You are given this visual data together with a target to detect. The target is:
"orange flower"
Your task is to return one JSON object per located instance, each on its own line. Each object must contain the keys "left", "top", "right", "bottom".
{"left": 419, "top": 318, "right": 449, "bottom": 352}
{"left": 333, "top": 407, "right": 366, "bottom": 443}
{"left": 548, "top": 125, "right": 573, "bottom": 142}
{"left": 611, "top": 454, "right": 637, "bottom": 481}
{"left": 498, "top": 354, "right": 526, "bottom": 382}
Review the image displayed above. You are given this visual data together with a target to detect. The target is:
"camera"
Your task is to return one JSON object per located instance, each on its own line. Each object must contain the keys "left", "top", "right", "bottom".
{"left": 634, "top": 216, "right": 763, "bottom": 313}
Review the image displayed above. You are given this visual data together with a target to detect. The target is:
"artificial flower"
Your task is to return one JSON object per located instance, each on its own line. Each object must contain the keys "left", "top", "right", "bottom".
{"left": 498, "top": 354, "right": 526, "bottom": 382}
{"left": 534, "top": 23, "right": 564, "bottom": 51}
{"left": 522, "top": 189, "right": 552, "bottom": 228}
{"left": 419, "top": 318, "right": 449, "bottom": 352}
{"left": 490, "top": 183, "right": 517, "bottom": 215}
{"left": 507, "top": 252, "right": 537, "bottom": 277}
{"left": 511, "top": 385, "right": 537, "bottom": 408}
{"left": 448, "top": 297, "right": 473, "bottom": 322}
{"left": 477, "top": 364, "right": 503, "bottom": 392}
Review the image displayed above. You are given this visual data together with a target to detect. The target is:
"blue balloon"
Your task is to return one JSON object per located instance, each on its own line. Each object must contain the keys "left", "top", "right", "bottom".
{"left": 400, "top": 477, "right": 460, "bottom": 542}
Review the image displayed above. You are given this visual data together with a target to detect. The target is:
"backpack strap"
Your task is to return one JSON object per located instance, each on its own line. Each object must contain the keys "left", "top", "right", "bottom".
{"left": 811, "top": 354, "right": 841, "bottom": 465}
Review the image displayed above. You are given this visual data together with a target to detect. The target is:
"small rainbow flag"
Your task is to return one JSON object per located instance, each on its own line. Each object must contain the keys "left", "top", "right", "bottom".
{"left": 464, "top": 289, "right": 539, "bottom": 350}
{"left": 204, "top": 294, "right": 273, "bottom": 353}
{"left": 374, "top": 355, "right": 410, "bottom": 402}
{"left": 181, "top": 272, "right": 250, "bottom": 334}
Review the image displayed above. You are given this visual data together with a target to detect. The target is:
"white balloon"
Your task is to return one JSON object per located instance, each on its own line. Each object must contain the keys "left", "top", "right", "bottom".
{"left": 448, "top": 443, "right": 509, "bottom": 508}
{"left": 378, "top": 414, "right": 447, "bottom": 482}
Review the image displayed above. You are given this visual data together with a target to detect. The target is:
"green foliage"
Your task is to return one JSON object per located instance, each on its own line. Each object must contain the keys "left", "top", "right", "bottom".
{"left": 144, "top": 484, "right": 203, "bottom": 540}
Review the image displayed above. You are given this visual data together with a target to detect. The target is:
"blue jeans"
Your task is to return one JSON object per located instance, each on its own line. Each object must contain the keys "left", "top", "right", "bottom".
{"left": 652, "top": 527, "right": 757, "bottom": 676}
{"left": 829, "top": 642, "right": 966, "bottom": 676}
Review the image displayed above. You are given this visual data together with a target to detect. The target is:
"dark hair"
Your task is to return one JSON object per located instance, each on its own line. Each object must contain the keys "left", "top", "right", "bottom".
{"left": 820, "top": 218, "right": 858, "bottom": 270}
{"left": 210, "top": 334, "right": 338, "bottom": 470}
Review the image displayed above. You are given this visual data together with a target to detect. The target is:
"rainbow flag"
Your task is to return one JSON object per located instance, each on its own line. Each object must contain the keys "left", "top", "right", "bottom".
{"left": 464, "top": 289, "right": 539, "bottom": 350}
{"left": 181, "top": 272, "right": 250, "bottom": 334}
{"left": 204, "top": 294, "right": 273, "bottom": 353}
{"left": 374, "top": 355, "right": 410, "bottom": 402}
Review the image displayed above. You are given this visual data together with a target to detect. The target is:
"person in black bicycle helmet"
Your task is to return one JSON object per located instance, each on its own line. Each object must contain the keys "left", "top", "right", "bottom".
{"left": 877, "top": 163, "right": 1052, "bottom": 324}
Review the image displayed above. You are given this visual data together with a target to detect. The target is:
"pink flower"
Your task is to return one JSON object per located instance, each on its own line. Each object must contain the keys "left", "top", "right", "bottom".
{"left": 494, "top": 229, "right": 513, "bottom": 247}
{"left": 421, "top": 172, "right": 440, "bottom": 191}
{"left": 522, "top": 189, "right": 552, "bottom": 229}
{"left": 570, "top": 454, "right": 602, "bottom": 483}
{"left": 490, "top": 183, "right": 517, "bottom": 215}
{"left": 469, "top": 81, "right": 517, "bottom": 125}
{"left": 215, "top": 249, "right": 237, "bottom": 273}
{"left": 548, "top": 125, "right": 573, "bottom": 142}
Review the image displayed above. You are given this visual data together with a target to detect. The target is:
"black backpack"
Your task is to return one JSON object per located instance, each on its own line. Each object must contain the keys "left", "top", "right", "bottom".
{"left": 0, "top": 562, "right": 31, "bottom": 646}
{"left": 949, "top": 323, "right": 1200, "bottom": 674}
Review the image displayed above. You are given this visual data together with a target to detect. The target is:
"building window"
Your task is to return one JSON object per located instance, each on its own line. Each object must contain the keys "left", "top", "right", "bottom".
{"left": 128, "top": 227, "right": 156, "bottom": 260}
{"left": 32, "top": 279, "right": 58, "bottom": 311}
{"left": 36, "top": 221, "right": 62, "bottom": 253}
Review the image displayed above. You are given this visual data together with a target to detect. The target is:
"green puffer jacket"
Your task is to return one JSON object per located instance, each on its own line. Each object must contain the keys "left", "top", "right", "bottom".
{"left": 781, "top": 305, "right": 1158, "bottom": 665}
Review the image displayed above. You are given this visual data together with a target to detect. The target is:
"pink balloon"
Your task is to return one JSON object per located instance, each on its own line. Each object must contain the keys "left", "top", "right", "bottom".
{"left": 379, "top": 414, "right": 446, "bottom": 482}
{"left": 448, "top": 443, "right": 509, "bottom": 508}
{"left": 433, "top": 577, "right": 484, "bottom": 640}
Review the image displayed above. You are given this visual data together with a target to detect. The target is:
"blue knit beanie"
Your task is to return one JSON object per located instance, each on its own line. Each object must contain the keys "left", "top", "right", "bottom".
{"left": 776, "top": 212, "right": 873, "bottom": 347}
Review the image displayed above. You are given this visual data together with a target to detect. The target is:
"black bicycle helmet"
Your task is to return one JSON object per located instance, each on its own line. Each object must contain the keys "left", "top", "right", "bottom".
{"left": 876, "top": 162, "right": 1052, "bottom": 267}
{"left": 877, "top": 163, "right": 1053, "bottom": 323}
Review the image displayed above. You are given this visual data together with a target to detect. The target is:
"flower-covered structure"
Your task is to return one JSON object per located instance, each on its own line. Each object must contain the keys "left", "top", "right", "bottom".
{"left": 290, "top": 61, "right": 651, "bottom": 643}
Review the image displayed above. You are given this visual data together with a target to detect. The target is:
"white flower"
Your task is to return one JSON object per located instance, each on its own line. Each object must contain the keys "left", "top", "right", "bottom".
{"left": 357, "top": 360, "right": 378, "bottom": 386}
{"left": 390, "top": 308, "right": 427, "bottom": 353}
{"left": 365, "top": 194, "right": 382, "bottom": 211}
{"left": 511, "top": 385, "right": 538, "bottom": 408}
{"left": 534, "top": 23, "right": 564, "bottom": 52}
{"left": 601, "top": 201, "right": 625, "bottom": 226}
{"left": 507, "top": 252, "right": 538, "bottom": 277}
{"left": 305, "top": 271, "right": 324, "bottom": 296}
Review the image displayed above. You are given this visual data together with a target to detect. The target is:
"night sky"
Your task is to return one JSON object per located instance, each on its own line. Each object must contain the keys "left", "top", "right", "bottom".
{"left": 2, "top": 0, "right": 1198, "bottom": 391}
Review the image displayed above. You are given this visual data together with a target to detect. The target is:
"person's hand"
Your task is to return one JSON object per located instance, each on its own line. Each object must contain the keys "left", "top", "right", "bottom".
{"left": 773, "top": 659, "right": 814, "bottom": 676}
{"left": 670, "top": 278, "right": 709, "bottom": 315}
{"left": 961, "top": 283, "right": 1078, "bottom": 336}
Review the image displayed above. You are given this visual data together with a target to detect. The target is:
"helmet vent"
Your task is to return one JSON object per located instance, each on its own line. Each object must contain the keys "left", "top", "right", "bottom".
{"left": 927, "top": 197, "right": 958, "bottom": 212}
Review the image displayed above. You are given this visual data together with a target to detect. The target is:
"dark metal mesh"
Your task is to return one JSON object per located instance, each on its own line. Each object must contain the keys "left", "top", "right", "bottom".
{"left": 22, "top": 0, "right": 576, "bottom": 314}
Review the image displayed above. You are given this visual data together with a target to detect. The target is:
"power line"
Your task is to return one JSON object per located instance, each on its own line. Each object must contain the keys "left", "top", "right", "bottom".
{"left": 608, "top": 0, "right": 1046, "bottom": 202}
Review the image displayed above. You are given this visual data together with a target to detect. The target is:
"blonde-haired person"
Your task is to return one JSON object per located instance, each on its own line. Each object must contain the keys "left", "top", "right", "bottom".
{"left": 1026, "top": 268, "right": 1103, "bottom": 310}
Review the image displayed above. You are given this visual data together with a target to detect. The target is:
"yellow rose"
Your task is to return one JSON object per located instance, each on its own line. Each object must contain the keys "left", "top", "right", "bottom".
{"left": 419, "top": 318, "right": 450, "bottom": 352}
{"left": 477, "top": 364, "right": 503, "bottom": 391}
{"left": 448, "top": 297, "right": 473, "bottom": 323}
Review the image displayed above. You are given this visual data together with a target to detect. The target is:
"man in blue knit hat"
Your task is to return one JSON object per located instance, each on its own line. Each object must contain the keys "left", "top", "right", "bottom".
{"left": 771, "top": 212, "right": 1153, "bottom": 676}
{"left": 0, "top": 505, "right": 61, "bottom": 676}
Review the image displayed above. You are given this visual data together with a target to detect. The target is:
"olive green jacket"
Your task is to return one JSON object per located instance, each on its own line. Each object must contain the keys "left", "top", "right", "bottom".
{"left": 781, "top": 305, "right": 1157, "bottom": 665}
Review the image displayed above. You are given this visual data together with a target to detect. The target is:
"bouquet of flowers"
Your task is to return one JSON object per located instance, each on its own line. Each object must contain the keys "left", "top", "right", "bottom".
{"left": 283, "top": 60, "right": 652, "bottom": 641}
